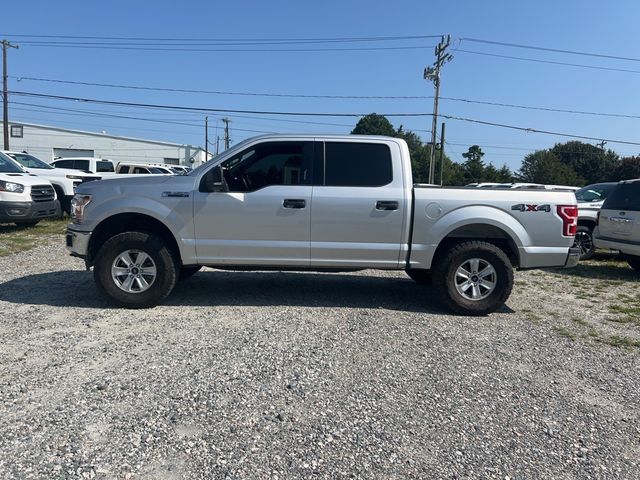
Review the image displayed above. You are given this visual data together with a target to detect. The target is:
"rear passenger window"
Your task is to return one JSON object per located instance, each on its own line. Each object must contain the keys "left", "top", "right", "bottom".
{"left": 74, "top": 160, "right": 90, "bottom": 171}
{"left": 324, "top": 142, "right": 392, "bottom": 187}
{"left": 603, "top": 183, "right": 640, "bottom": 211}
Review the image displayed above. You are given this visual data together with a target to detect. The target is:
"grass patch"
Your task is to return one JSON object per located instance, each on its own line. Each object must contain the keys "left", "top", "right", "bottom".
{"left": 572, "top": 317, "right": 590, "bottom": 327}
{"left": 597, "top": 335, "right": 640, "bottom": 348}
{"left": 0, "top": 219, "right": 67, "bottom": 256}
{"left": 553, "top": 326, "right": 576, "bottom": 341}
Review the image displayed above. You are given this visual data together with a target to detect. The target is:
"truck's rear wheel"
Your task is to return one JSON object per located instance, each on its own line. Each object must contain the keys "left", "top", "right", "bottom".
{"left": 93, "top": 232, "right": 177, "bottom": 308}
{"left": 433, "top": 241, "right": 513, "bottom": 316}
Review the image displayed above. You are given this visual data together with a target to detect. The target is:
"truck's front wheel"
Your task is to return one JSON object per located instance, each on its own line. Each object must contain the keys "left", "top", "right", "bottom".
{"left": 93, "top": 232, "right": 178, "bottom": 308}
{"left": 433, "top": 241, "right": 513, "bottom": 316}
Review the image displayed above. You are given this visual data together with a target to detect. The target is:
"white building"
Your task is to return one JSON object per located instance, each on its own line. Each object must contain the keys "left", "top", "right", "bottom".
{"left": 1, "top": 122, "right": 208, "bottom": 167}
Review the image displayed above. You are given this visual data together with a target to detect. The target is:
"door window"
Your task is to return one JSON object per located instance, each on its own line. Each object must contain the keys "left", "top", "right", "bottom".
{"left": 53, "top": 160, "right": 74, "bottom": 169}
{"left": 221, "top": 141, "right": 313, "bottom": 192}
{"left": 603, "top": 183, "right": 640, "bottom": 211}
{"left": 74, "top": 160, "right": 90, "bottom": 171}
{"left": 323, "top": 142, "right": 392, "bottom": 187}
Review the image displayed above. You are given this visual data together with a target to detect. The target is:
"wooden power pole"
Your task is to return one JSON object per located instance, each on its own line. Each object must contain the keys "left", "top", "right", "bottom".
{"left": 2, "top": 40, "right": 19, "bottom": 150}
{"left": 423, "top": 35, "right": 453, "bottom": 184}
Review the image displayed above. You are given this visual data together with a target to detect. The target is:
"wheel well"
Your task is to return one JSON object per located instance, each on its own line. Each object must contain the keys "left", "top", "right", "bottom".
{"left": 577, "top": 219, "right": 595, "bottom": 230}
{"left": 87, "top": 213, "right": 182, "bottom": 267}
{"left": 433, "top": 224, "right": 520, "bottom": 267}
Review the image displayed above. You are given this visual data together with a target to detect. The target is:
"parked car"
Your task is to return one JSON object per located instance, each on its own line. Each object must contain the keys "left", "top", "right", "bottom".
{"left": 593, "top": 179, "right": 640, "bottom": 271}
{"left": 573, "top": 182, "right": 618, "bottom": 260}
{"left": 0, "top": 153, "right": 60, "bottom": 226}
{"left": 115, "top": 163, "right": 175, "bottom": 175}
{"left": 51, "top": 157, "right": 117, "bottom": 175}
{"left": 170, "top": 165, "right": 192, "bottom": 175}
{"left": 67, "top": 134, "right": 580, "bottom": 315}
{"left": 2, "top": 150, "right": 101, "bottom": 214}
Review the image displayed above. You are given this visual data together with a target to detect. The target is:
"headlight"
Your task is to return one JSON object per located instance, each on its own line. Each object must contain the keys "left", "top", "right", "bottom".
{"left": 70, "top": 194, "right": 92, "bottom": 224}
{"left": 66, "top": 175, "right": 85, "bottom": 180}
{"left": 0, "top": 180, "right": 25, "bottom": 193}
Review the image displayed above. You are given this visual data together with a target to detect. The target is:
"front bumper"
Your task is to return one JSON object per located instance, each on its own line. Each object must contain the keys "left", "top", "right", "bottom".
{"left": 564, "top": 247, "right": 581, "bottom": 268}
{"left": 66, "top": 227, "right": 92, "bottom": 259}
{"left": 0, "top": 200, "right": 60, "bottom": 223}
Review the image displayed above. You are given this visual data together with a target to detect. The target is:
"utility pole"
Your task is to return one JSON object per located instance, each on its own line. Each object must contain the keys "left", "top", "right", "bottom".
{"left": 438, "top": 122, "right": 446, "bottom": 186}
{"left": 2, "top": 40, "right": 19, "bottom": 150}
{"left": 215, "top": 136, "right": 220, "bottom": 155}
{"left": 222, "top": 117, "right": 231, "bottom": 150}
{"left": 423, "top": 35, "right": 453, "bottom": 184}
{"left": 204, "top": 116, "right": 209, "bottom": 161}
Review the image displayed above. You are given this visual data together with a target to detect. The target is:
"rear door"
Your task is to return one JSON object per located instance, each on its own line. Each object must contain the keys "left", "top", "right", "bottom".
{"left": 310, "top": 140, "right": 407, "bottom": 268}
{"left": 598, "top": 182, "right": 640, "bottom": 241}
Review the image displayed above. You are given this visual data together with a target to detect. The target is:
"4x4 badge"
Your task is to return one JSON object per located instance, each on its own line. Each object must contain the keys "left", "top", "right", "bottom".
{"left": 511, "top": 204, "right": 551, "bottom": 212}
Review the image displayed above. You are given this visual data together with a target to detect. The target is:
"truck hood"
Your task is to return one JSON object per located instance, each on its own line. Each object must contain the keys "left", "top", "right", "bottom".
{"left": 76, "top": 173, "right": 192, "bottom": 194}
{"left": 0, "top": 172, "right": 54, "bottom": 187}
{"left": 25, "top": 167, "right": 101, "bottom": 179}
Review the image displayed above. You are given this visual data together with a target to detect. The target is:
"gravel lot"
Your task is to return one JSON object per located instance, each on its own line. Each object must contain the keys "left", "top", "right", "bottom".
{"left": 0, "top": 237, "right": 638, "bottom": 479}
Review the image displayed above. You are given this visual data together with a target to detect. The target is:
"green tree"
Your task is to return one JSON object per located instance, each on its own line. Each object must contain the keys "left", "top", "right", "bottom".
{"left": 517, "top": 150, "right": 582, "bottom": 185}
{"left": 351, "top": 113, "right": 396, "bottom": 136}
{"left": 462, "top": 145, "right": 486, "bottom": 183}
{"left": 483, "top": 163, "right": 499, "bottom": 182}
{"left": 550, "top": 141, "right": 620, "bottom": 185}
{"left": 611, "top": 156, "right": 640, "bottom": 181}
{"left": 496, "top": 164, "right": 514, "bottom": 183}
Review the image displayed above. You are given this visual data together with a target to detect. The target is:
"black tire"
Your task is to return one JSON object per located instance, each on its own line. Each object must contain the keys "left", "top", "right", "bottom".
{"left": 14, "top": 220, "right": 40, "bottom": 227}
{"left": 573, "top": 225, "right": 595, "bottom": 260}
{"left": 406, "top": 269, "right": 432, "bottom": 285}
{"left": 93, "top": 231, "right": 178, "bottom": 308}
{"left": 627, "top": 255, "right": 640, "bottom": 272}
{"left": 432, "top": 241, "right": 514, "bottom": 316}
{"left": 179, "top": 265, "right": 202, "bottom": 280}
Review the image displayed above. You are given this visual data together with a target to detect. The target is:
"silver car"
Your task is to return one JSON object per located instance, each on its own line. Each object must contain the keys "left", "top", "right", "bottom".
{"left": 593, "top": 179, "right": 640, "bottom": 271}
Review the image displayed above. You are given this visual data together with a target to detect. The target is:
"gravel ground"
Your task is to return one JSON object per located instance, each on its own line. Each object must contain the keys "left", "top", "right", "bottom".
{"left": 0, "top": 238, "right": 638, "bottom": 479}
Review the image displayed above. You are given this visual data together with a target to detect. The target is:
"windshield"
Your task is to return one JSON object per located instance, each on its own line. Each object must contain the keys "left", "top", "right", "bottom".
{"left": 0, "top": 152, "right": 26, "bottom": 173}
{"left": 575, "top": 183, "right": 616, "bottom": 202}
{"left": 6, "top": 152, "right": 54, "bottom": 169}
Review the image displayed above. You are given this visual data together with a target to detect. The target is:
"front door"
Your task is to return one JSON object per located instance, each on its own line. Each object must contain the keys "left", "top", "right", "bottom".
{"left": 193, "top": 141, "right": 314, "bottom": 266}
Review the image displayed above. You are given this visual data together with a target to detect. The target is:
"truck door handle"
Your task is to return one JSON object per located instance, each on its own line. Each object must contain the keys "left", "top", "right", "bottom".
{"left": 376, "top": 200, "right": 399, "bottom": 211}
{"left": 283, "top": 198, "right": 306, "bottom": 209}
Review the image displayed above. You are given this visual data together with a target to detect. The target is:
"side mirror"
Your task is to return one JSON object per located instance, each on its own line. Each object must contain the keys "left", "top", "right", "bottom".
{"left": 201, "top": 165, "right": 227, "bottom": 192}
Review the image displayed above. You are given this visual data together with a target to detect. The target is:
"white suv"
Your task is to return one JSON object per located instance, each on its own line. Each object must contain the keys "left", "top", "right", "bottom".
{"left": 0, "top": 153, "right": 60, "bottom": 226}
{"left": 3, "top": 151, "right": 101, "bottom": 215}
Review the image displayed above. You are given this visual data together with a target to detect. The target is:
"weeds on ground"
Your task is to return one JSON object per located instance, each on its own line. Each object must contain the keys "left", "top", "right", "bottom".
{"left": 0, "top": 219, "right": 67, "bottom": 256}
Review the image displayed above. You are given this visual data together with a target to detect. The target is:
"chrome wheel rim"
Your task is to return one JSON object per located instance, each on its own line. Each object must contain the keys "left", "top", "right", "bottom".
{"left": 454, "top": 258, "right": 497, "bottom": 301}
{"left": 111, "top": 250, "right": 157, "bottom": 294}
{"left": 573, "top": 231, "right": 593, "bottom": 256}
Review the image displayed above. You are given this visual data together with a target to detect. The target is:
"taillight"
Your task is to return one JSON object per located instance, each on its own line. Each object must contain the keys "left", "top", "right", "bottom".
{"left": 557, "top": 205, "right": 578, "bottom": 236}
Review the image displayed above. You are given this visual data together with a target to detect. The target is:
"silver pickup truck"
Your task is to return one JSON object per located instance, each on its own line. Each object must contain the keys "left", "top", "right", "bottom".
{"left": 66, "top": 135, "right": 580, "bottom": 315}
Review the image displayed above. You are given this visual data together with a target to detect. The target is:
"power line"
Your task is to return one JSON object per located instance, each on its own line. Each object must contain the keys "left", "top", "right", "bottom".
{"left": 14, "top": 75, "right": 640, "bottom": 120}
{"left": 0, "top": 33, "right": 443, "bottom": 43}
{"left": 9, "top": 90, "right": 640, "bottom": 146}
{"left": 456, "top": 49, "right": 640, "bottom": 75}
{"left": 8, "top": 91, "right": 433, "bottom": 117}
{"left": 14, "top": 44, "right": 437, "bottom": 53}
{"left": 461, "top": 37, "right": 640, "bottom": 63}
{"left": 11, "top": 76, "right": 432, "bottom": 99}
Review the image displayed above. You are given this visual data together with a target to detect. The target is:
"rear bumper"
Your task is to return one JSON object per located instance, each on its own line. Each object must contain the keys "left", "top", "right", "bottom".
{"left": 0, "top": 200, "right": 60, "bottom": 222}
{"left": 564, "top": 247, "right": 581, "bottom": 268}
